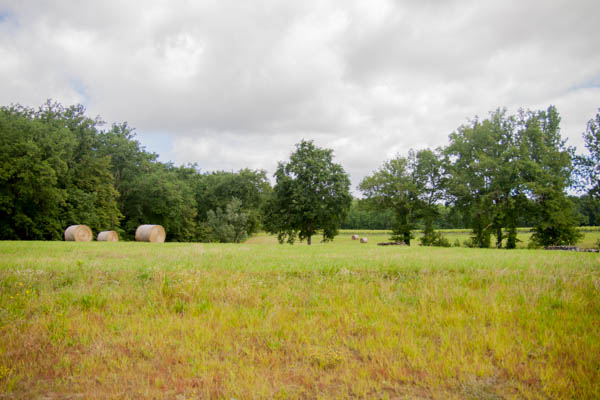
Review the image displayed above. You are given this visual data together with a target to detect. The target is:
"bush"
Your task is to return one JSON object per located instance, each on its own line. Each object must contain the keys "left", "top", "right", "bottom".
{"left": 420, "top": 229, "right": 451, "bottom": 247}
{"left": 205, "top": 198, "right": 249, "bottom": 243}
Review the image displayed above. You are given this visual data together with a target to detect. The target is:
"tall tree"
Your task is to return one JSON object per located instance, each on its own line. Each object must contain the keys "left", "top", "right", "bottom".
{"left": 444, "top": 110, "right": 524, "bottom": 248}
{"left": 359, "top": 149, "right": 446, "bottom": 245}
{"left": 0, "top": 106, "right": 69, "bottom": 239}
{"left": 264, "top": 140, "right": 351, "bottom": 245}
{"left": 359, "top": 156, "right": 419, "bottom": 245}
{"left": 411, "top": 149, "right": 446, "bottom": 245}
{"left": 577, "top": 109, "right": 600, "bottom": 198}
{"left": 521, "top": 106, "right": 582, "bottom": 246}
{"left": 0, "top": 102, "right": 123, "bottom": 239}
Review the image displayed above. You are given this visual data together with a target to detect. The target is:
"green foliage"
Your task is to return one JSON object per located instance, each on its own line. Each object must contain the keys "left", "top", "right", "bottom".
{"left": 359, "top": 149, "right": 445, "bottom": 245}
{"left": 0, "top": 102, "right": 122, "bottom": 239}
{"left": 576, "top": 109, "right": 600, "bottom": 198}
{"left": 264, "top": 140, "right": 352, "bottom": 245}
{"left": 572, "top": 194, "right": 600, "bottom": 226}
{"left": 445, "top": 106, "right": 580, "bottom": 248}
{"left": 529, "top": 192, "right": 583, "bottom": 246}
{"left": 0, "top": 101, "right": 268, "bottom": 242}
{"left": 194, "top": 169, "right": 271, "bottom": 238}
{"left": 419, "top": 226, "right": 451, "bottom": 247}
{"left": 340, "top": 199, "right": 395, "bottom": 229}
{"left": 205, "top": 198, "right": 249, "bottom": 243}
{"left": 120, "top": 163, "right": 198, "bottom": 242}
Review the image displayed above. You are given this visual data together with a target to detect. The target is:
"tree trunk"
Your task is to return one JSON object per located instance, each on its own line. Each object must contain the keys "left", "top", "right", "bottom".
{"left": 307, "top": 235, "right": 311, "bottom": 245}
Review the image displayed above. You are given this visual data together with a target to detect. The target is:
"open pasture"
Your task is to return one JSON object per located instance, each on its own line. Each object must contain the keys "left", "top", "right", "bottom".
{"left": 1, "top": 237, "right": 599, "bottom": 399}
{"left": 340, "top": 228, "right": 600, "bottom": 249}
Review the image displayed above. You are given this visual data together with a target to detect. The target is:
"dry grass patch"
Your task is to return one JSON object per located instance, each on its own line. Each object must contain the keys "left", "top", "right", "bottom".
{"left": 0, "top": 239, "right": 599, "bottom": 398}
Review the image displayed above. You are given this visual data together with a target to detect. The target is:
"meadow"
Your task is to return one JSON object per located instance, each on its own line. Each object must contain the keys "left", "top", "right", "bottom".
{"left": 1, "top": 232, "right": 599, "bottom": 399}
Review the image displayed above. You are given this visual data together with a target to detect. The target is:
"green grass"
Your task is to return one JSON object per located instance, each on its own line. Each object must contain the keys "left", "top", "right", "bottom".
{"left": 341, "top": 227, "right": 600, "bottom": 249}
{"left": 1, "top": 237, "right": 599, "bottom": 399}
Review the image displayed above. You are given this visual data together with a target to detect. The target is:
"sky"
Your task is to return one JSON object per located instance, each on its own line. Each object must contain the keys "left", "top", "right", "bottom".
{"left": 1, "top": 0, "right": 599, "bottom": 190}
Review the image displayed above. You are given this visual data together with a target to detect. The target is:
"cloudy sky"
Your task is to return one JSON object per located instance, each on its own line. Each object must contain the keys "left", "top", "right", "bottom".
{"left": 1, "top": 0, "right": 599, "bottom": 189}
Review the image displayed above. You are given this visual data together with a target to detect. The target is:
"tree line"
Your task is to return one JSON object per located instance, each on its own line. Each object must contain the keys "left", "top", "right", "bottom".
{"left": 359, "top": 106, "right": 600, "bottom": 248}
{"left": 1, "top": 101, "right": 598, "bottom": 246}
{"left": 0, "top": 101, "right": 271, "bottom": 242}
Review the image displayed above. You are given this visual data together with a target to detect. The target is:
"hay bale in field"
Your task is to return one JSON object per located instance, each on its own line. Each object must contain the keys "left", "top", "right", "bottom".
{"left": 351, "top": 234, "right": 359, "bottom": 240}
{"left": 135, "top": 224, "right": 166, "bottom": 243}
{"left": 360, "top": 237, "right": 368, "bottom": 243}
{"left": 97, "top": 230, "right": 119, "bottom": 242}
{"left": 64, "top": 225, "right": 93, "bottom": 242}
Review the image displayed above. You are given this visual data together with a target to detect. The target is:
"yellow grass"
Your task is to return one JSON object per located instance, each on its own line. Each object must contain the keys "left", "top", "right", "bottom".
{"left": 0, "top": 237, "right": 599, "bottom": 398}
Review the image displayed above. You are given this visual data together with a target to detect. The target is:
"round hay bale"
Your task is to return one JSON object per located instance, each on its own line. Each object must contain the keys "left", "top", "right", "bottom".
{"left": 64, "top": 225, "right": 93, "bottom": 242}
{"left": 135, "top": 225, "right": 166, "bottom": 243}
{"left": 360, "top": 237, "right": 368, "bottom": 243}
{"left": 351, "top": 234, "right": 359, "bottom": 240}
{"left": 97, "top": 230, "right": 119, "bottom": 242}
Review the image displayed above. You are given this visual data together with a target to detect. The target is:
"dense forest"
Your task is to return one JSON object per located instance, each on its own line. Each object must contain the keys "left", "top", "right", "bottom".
{"left": 1, "top": 101, "right": 598, "bottom": 245}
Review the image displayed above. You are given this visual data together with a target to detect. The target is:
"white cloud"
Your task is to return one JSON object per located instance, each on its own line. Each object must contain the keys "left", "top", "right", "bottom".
{"left": 0, "top": 0, "right": 599, "bottom": 192}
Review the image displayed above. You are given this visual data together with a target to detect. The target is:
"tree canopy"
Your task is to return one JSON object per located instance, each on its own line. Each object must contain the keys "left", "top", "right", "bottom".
{"left": 0, "top": 102, "right": 271, "bottom": 242}
{"left": 1, "top": 101, "right": 598, "bottom": 245}
{"left": 264, "top": 140, "right": 352, "bottom": 244}
{"left": 361, "top": 106, "right": 585, "bottom": 247}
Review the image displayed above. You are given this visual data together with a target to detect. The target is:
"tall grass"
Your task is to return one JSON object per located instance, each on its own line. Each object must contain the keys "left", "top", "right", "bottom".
{"left": 1, "top": 238, "right": 599, "bottom": 398}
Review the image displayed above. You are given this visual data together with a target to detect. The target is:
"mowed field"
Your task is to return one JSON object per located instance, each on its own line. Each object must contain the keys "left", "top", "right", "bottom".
{"left": 1, "top": 232, "right": 599, "bottom": 399}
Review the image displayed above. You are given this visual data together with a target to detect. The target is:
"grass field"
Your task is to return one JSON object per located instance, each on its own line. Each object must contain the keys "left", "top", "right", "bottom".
{"left": 342, "top": 228, "right": 600, "bottom": 249}
{"left": 1, "top": 235, "right": 599, "bottom": 399}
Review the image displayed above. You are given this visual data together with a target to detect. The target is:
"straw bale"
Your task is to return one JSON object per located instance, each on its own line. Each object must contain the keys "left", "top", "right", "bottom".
{"left": 64, "top": 225, "right": 93, "bottom": 242}
{"left": 135, "top": 225, "right": 166, "bottom": 243}
{"left": 97, "top": 230, "right": 119, "bottom": 242}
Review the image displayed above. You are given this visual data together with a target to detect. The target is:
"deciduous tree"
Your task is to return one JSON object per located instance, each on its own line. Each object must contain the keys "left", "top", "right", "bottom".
{"left": 264, "top": 140, "right": 351, "bottom": 245}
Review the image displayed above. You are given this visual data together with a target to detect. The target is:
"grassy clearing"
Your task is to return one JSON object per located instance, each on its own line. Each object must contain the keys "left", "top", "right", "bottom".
{"left": 340, "top": 228, "right": 600, "bottom": 249}
{"left": 1, "top": 238, "right": 599, "bottom": 399}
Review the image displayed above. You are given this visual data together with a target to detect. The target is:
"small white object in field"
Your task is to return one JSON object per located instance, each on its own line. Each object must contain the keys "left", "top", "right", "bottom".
{"left": 360, "top": 237, "right": 368, "bottom": 243}
{"left": 351, "top": 234, "right": 359, "bottom": 240}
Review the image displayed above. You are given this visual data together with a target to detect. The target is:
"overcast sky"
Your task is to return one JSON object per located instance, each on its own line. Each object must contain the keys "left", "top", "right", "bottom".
{"left": 1, "top": 0, "right": 599, "bottom": 190}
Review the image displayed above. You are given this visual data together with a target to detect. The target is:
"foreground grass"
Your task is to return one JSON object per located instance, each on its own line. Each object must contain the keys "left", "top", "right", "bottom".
{"left": 0, "top": 238, "right": 599, "bottom": 399}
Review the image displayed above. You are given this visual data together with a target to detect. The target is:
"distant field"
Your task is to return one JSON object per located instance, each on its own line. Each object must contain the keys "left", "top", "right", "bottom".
{"left": 1, "top": 238, "right": 599, "bottom": 399}
{"left": 340, "top": 227, "right": 600, "bottom": 249}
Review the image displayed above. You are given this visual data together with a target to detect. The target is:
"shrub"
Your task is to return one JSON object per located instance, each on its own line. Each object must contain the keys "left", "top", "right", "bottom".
{"left": 206, "top": 198, "right": 249, "bottom": 243}
{"left": 420, "top": 229, "right": 451, "bottom": 247}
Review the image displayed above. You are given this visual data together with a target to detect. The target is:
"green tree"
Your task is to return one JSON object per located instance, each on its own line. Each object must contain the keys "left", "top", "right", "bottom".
{"left": 411, "top": 149, "right": 446, "bottom": 246}
{"left": 0, "top": 101, "right": 123, "bottom": 239}
{"left": 206, "top": 198, "right": 249, "bottom": 243}
{"left": 121, "top": 163, "right": 197, "bottom": 242}
{"left": 443, "top": 107, "right": 579, "bottom": 248}
{"left": 264, "top": 140, "right": 351, "bottom": 245}
{"left": 522, "top": 107, "right": 582, "bottom": 246}
{"left": 360, "top": 149, "right": 447, "bottom": 246}
{"left": 194, "top": 169, "right": 271, "bottom": 239}
{"left": 341, "top": 199, "right": 395, "bottom": 229}
{"left": 577, "top": 109, "right": 600, "bottom": 198}
{"left": 444, "top": 110, "right": 524, "bottom": 248}
{"left": 359, "top": 156, "right": 419, "bottom": 245}
{"left": 0, "top": 106, "right": 69, "bottom": 239}
{"left": 572, "top": 194, "right": 600, "bottom": 226}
